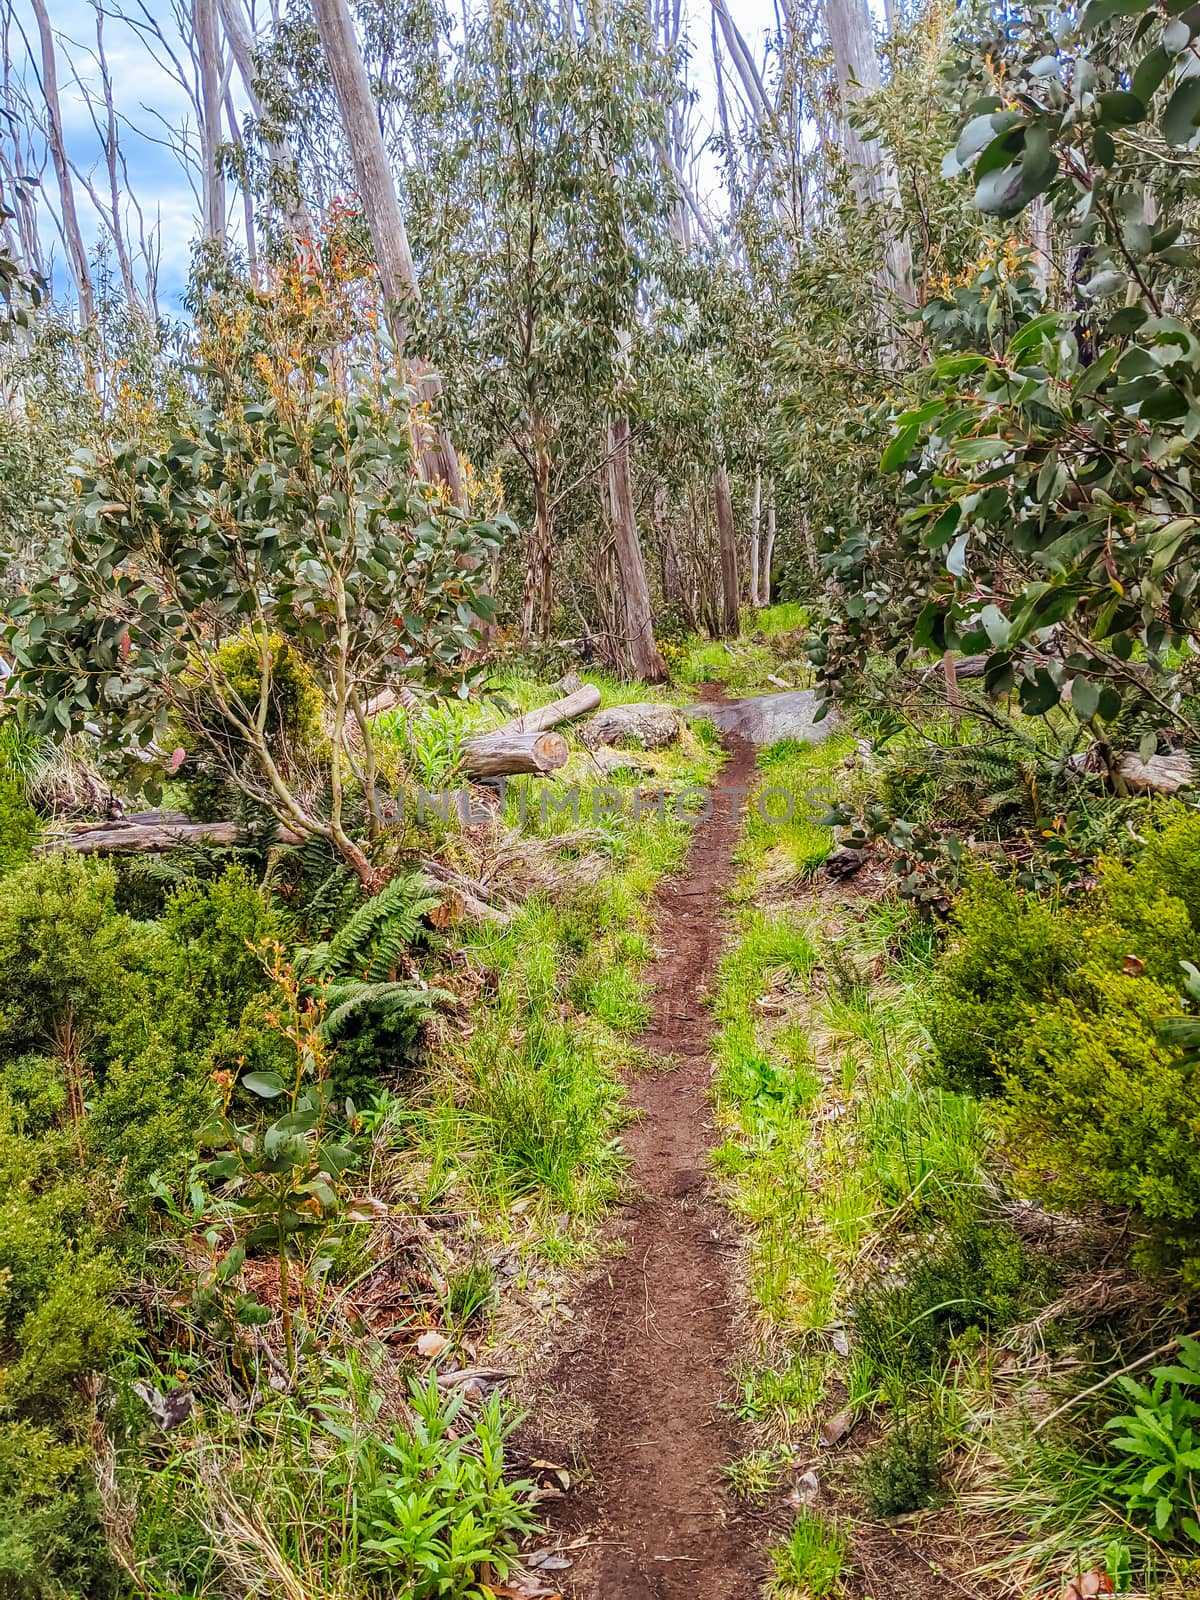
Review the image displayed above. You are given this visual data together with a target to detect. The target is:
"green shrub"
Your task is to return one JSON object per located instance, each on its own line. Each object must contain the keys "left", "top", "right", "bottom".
{"left": 180, "top": 630, "right": 325, "bottom": 819}
{"left": 859, "top": 1413, "right": 946, "bottom": 1517}
{"left": 0, "top": 775, "right": 38, "bottom": 876}
{"left": 92, "top": 866, "right": 283, "bottom": 1196}
{"left": 1109, "top": 811, "right": 1200, "bottom": 934}
{"left": 0, "top": 1109, "right": 129, "bottom": 1600}
{"left": 0, "top": 855, "right": 139, "bottom": 1067}
{"left": 853, "top": 1217, "right": 1045, "bottom": 1380}
{"left": 1002, "top": 967, "right": 1200, "bottom": 1281}
{"left": 0, "top": 1421, "right": 117, "bottom": 1600}
{"left": 928, "top": 872, "right": 1084, "bottom": 1094}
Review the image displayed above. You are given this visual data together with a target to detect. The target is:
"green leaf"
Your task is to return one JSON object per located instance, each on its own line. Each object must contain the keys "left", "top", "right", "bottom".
{"left": 1132, "top": 45, "right": 1172, "bottom": 103}
{"left": 975, "top": 163, "right": 1027, "bottom": 218}
{"left": 979, "top": 604, "right": 1011, "bottom": 647}
{"left": 1071, "top": 677, "right": 1101, "bottom": 720}
{"left": 1008, "top": 313, "right": 1062, "bottom": 356}
{"left": 241, "top": 1071, "right": 286, "bottom": 1099}
{"left": 881, "top": 422, "right": 920, "bottom": 472}
{"left": 955, "top": 110, "right": 1023, "bottom": 166}
{"left": 1162, "top": 76, "right": 1200, "bottom": 144}
{"left": 1097, "top": 89, "right": 1148, "bottom": 126}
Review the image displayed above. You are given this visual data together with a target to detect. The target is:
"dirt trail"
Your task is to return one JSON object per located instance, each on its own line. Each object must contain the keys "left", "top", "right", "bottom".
{"left": 535, "top": 713, "right": 763, "bottom": 1598}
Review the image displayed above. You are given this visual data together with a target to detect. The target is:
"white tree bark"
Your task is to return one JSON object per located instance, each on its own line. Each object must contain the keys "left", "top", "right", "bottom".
{"left": 762, "top": 487, "right": 777, "bottom": 605}
{"left": 217, "top": 0, "right": 315, "bottom": 245}
{"left": 28, "top": 0, "right": 93, "bottom": 321}
{"left": 714, "top": 463, "right": 739, "bottom": 636}
{"left": 194, "top": 0, "right": 227, "bottom": 243}
{"left": 749, "top": 463, "right": 762, "bottom": 609}
{"left": 309, "top": 0, "right": 462, "bottom": 500}
{"left": 823, "top": 0, "right": 915, "bottom": 314}
{"left": 606, "top": 417, "right": 668, "bottom": 682}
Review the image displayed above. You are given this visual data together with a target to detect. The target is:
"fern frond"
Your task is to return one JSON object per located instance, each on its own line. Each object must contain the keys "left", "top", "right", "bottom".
{"left": 321, "top": 979, "right": 449, "bottom": 1038}
{"left": 323, "top": 872, "right": 440, "bottom": 976}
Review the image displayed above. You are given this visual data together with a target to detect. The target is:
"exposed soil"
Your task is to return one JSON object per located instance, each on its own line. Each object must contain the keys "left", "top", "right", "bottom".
{"left": 529, "top": 706, "right": 764, "bottom": 1598}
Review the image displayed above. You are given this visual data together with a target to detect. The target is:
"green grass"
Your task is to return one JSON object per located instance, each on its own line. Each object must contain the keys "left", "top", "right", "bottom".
{"left": 710, "top": 734, "right": 993, "bottom": 1427}
{"left": 768, "top": 1508, "right": 849, "bottom": 1598}
{"left": 756, "top": 602, "right": 810, "bottom": 636}
{"left": 383, "top": 716, "right": 722, "bottom": 1257}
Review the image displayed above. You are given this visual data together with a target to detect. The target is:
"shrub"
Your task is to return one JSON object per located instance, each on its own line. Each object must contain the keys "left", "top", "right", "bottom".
{"left": 853, "top": 1217, "right": 1045, "bottom": 1380}
{"left": 1002, "top": 967, "right": 1200, "bottom": 1281}
{"left": 859, "top": 1413, "right": 946, "bottom": 1518}
{"left": 0, "top": 855, "right": 138, "bottom": 1069}
{"left": 180, "top": 631, "right": 326, "bottom": 821}
{"left": 0, "top": 1109, "right": 129, "bottom": 1599}
{"left": 0, "top": 775, "right": 38, "bottom": 876}
{"left": 928, "top": 872, "right": 1085, "bottom": 1094}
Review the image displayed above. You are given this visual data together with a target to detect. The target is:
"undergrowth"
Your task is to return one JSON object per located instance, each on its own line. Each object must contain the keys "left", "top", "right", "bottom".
{"left": 711, "top": 712, "right": 1199, "bottom": 1597}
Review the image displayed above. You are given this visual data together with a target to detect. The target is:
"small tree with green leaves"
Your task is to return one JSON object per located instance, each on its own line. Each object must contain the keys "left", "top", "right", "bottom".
{"left": 5, "top": 275, "right": 504, "bottom": 888}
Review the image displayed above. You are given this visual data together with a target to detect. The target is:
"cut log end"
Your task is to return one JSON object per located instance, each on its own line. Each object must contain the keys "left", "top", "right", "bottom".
{"left": 461, "top": 729, "right": 569, "bottom": 778}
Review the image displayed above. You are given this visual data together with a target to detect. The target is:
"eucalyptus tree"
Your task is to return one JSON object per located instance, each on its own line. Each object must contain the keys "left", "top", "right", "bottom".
{"left": 408, "top": 0, "right": 676, "bottom": 671}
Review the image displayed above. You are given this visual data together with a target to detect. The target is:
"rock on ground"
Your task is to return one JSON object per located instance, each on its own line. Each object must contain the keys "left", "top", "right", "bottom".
{"left": 686, "top": 688, "right": 838, "bottom": 746}
{"left": 581, "top": 702, "right": 681, "bottom": 750}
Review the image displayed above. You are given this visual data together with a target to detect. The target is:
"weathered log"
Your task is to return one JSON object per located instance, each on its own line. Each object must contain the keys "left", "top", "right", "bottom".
{"left": 48, "top": 818, "right": 306, "bottom": 853}
{"left": 494, "top": 683, "right": 601, "bottom": 737}
{"left": 580, "top": 703, "right": 680, "bottom": 750}
{"left": 461, "top": 729, "right": 569, "bottom": 778}
{"left": 1117, "top": 750, "right": 1193, "bottom": 795}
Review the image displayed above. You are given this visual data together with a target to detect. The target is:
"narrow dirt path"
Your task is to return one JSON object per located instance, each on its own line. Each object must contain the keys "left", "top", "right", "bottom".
{"left": 535, "top": 716, "right": 763, "bottom": 1598}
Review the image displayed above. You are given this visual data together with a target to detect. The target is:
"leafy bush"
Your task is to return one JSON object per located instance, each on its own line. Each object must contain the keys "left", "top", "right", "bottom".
{"left": 0, "top": 1107, "right": 130, "bottom": 1599}
{"left": 180, "top": 631, "right": 326, "bottom": 820}
{"left": 92, "top": 865, "right": 283, "bottom": 1196}
{"left": 0, "top": 775, "right": 38, "bottom": 876}
{"left": 854, "top": 1217, "right": 1045, "bottom": 1380}
{"left": 928, "top": 872, "right": 1084, "bottom": 1094}
{"left": 859, "top": 1413, "right": 946, "bottom": 1518}
{"left": 1002, "top": 967, "right": 1200, "bottom": 1281}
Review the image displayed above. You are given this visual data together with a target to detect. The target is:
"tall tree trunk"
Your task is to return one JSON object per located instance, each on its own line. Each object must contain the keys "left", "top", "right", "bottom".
{"left": 309, "top": 0, "right": 462, "bottom": 500}
{"left": 824, "top": 0, "right": 915, "bottom": 318}
{"left": 797, "top": 504, "right": 817, "bottom": 593}
{"left": 714, "top": 464, "right": 739, "bottom": 637}
{"left": 195, "top": 0, "right": 227, "bottom": 243}
{"left": 749, "top": 463, "right": 762, "bottom": 610}
{"left": 217, "top": 0, "right": 316, "bottom": 247}
{"left": 1029, "top": 194, "right": 1053, "bottom": 302}
{"left": 29, "top": 0, "right": 93, "bottom": 322}
{"left": 606, "top": 418, "right": 667, "bottom": 682}
{"left": 520, "top": 434, "right": 554, "bottom": 645}
{"left": 762, "top": 486, "right": 778, "bottom": 605}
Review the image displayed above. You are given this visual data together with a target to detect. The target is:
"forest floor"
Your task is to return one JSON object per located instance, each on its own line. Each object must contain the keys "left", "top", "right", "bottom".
{"left": 525, "top": 693, "right": 765, "bottom": 1597}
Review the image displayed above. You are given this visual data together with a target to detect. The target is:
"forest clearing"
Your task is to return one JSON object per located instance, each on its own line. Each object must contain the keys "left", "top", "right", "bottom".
{"left": 4, "top": 0, "right": 1200, "bottom": 1595}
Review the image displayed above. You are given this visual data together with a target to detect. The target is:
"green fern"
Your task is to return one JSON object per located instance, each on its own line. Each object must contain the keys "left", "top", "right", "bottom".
{"left": 322, "top": 978, "right": 442, "bottom": 1038}
{"left": 318, "top": 872, "right": 442, "bottom": 978}
{"left": 295, "top": 872, "right": 448, "bottom": 1043}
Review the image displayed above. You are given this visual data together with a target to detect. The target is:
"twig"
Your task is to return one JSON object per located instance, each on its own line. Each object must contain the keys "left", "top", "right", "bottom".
{"left": 1033, "top": 1332, "right": 1196, "bottom": 1435}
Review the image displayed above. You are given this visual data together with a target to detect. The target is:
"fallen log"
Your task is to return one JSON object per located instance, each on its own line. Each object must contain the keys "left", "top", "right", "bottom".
{"left": 461, "top": 729, "right": 569, "bottom": 778}
{"left": 1117, "top": 750, "right": 1193, "bottom": 795}
{"left": 47, "top": 818, "right": 306, "bottom": 853}
{"left": 493, "top": 683, "right": 600, "bottom": 737}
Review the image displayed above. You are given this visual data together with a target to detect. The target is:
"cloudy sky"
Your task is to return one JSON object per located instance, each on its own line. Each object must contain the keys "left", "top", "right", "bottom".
{"left": 15, "top": 0, "right": 782, "bottom": 314}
